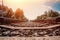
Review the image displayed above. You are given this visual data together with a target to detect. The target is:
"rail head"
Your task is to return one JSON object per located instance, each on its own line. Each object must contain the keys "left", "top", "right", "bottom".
{"left": 0, "top": 25, "right": 60, "bottom": 30}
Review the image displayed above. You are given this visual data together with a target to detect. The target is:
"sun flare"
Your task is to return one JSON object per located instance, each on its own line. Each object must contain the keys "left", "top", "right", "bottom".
{"left": 4, "top": 0, "right": 53, "bottom": 20}
{"left": 6, "top": 0, "right": 28, "bottom": 3}
{"left": 12, "top": 0, "right": 26, "bottom": 3}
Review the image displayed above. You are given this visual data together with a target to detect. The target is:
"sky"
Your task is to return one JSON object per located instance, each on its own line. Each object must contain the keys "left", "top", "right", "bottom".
{"left": 0, "top": 0, "right": 60, "bottom": 20}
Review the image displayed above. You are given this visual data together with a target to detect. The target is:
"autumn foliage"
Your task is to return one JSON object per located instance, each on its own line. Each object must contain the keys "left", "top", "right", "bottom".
{"left": 15, "top": 8, "right": 24, "bottom": 19}
{"left": 0, "top": 5, "right": 27, "bottom": 21}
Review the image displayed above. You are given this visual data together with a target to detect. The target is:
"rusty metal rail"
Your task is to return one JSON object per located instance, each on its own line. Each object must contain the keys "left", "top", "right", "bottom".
{"left": 0, "top": 24, "right": 60, "bottom": 30}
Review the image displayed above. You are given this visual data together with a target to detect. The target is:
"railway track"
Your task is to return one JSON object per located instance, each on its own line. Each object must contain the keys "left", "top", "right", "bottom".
{"left": 0, "top": 24, "right": 60, "bottom": 29}
{"left": 0, "top": 23, "right": 60, "bottom": 37}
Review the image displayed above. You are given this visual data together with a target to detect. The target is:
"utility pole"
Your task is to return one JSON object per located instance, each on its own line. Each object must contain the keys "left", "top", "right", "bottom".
{"left": 1, "top": 0, "right": 4, "bottom": 17}
{"left": 2, "top": 0, "right": 4, "bottom": 10}
{"left": 2, "top": 0, "right": 3, "bottom": 7}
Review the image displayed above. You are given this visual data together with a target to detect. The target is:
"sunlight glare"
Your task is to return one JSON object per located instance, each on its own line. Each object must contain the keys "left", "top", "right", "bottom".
{"left": 6, "top": 0, "right": 28, "bottom": 3}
